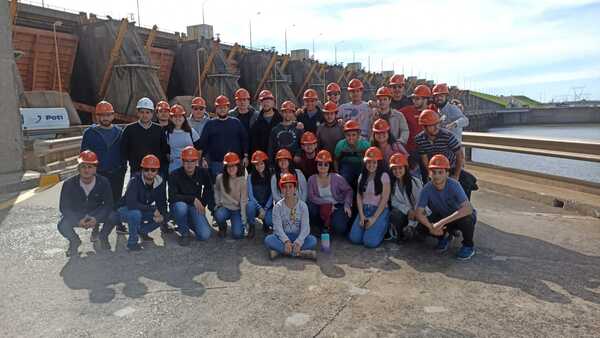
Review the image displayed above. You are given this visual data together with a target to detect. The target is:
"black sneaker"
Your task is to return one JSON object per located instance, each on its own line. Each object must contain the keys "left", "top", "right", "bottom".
{"left": 127, "top": 243, "right": 143, "bottom": 251}
{"left": 217, "top": 225, "right": 227, "bottom": 238}
{"left": 66, "top": 238, "right": 82, "bottom": 257}
{"left": 179, "top": 235, "right": 191, "bottom": 246}
{"left": 139, "top": 232, "right": 153, "bottom": 241}
{"left": 115, "top": 224, "right": 128, "bottom": 234}
{"left": 98, "top": 237, "right": 111, "bottom": 250}
{"left": 263, "top": 225, "right": 273, "bottom": 235}
{"left": 160, "top": 224, "right": 174, "bottom": 234}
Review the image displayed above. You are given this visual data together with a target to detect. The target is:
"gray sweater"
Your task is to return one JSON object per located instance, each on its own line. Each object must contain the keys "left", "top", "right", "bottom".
{"left": 272, "top": 198, "right": 311, "bottom": 246}
{"left": 439, "top": 103, "right": 469, "bottom": 142}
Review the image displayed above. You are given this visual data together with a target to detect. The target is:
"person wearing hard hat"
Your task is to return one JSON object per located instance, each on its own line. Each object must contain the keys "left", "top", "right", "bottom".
{"left": 370, "top": 118, "right": 408, "bottom": 164}
{"left": 316, "top": 101, "right": 345, "bottom": 156}
{"left": 121, "top": 97, "right": 167, "bottom": 175}
{"left": 164, "top": 104, "right": 200, "bottom": 174}
{"left": 246, "top": 151, "right": 274, "bottom": 237}
{"left": 432, "top": 83, "right": 469, "bottom": 143}
{"left": 229, "top": 88, "right": 259, "bottom": 136}
{"left": 294, "top": 131, "right": 320, "bottom": 179}
{"left": 268, "top": 100, "right": 304, "bottom": 162}
{"left": 296, "top": 88, "right": 324, "bottom": 133}
{"left": 388, "top": 74, "right": 412, "bottom": 110}
{"left": 334, "top": 120, "right": 370, "bottom": 189}
{"left": 155, "top": 100, "right": 171, "bottom": 127}
{"left": 265, "top": 173, "right": 317, "bottom": 260}
{"left": 58, "top": 151, "right": 119, "bottom": 256}
{"left": 188, "top": 97, "right": 210, "bottom": 139}
{"left": 118, "top": 155, "right": 167, "bottom": 251}
{"left": 338, "top": 78, "right": 372, "bottom": 138}
{"left": 326, "top": 82, "right": 342, "bottom": 105}
{"left": 370, "top": 86, "right": 410, "bottom": 145}
{"left": 81, "top": 100, "right": 127, "bottom": 235}
{"left": 271, "top": 149, "right": 308, "bottom": 202}
{"left": 399, "top": 85, "right": 432, "bottom": 162}
{"left": 198, "top": 95, "right": 249, "bottom": 181}
{"left": 213, "top": 152, "right": 248, "bottom": 239}
{"left": 415, "top": 154, "right": 477, "bottom": 261}
{"left": 249, "top": 90, "right": 282, "bottom": 155}
{"left": 168, "top": 146, "right": 213, "bottom": 246}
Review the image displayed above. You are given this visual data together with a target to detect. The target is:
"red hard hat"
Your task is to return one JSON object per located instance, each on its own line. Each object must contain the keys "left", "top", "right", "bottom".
{"left": 141, "top": 154, "right": 161, "bottom": 169}
{"left": 223, "top": 152, "right": 240, "bottom": 165}
{"left": 418, "top": 109, "right": 441, "bottom": 126}
{"left": 278, "top": 172, "right": 298, "bottom": 188}
{"left": 95, "top": 101, "right": 114, "bottom": 115}
{"left": 412, "top": 85, "right": 432, "bottom": 98}
{"left": 343, "top": 120, "right": 361, "bottom": 132}
{"left": 389, "top": 74, "right": 405, "bottom": 86}
{"left": 372, "top": 118, "right": 390, "bottom": 133}
{"left": 376, "top": 86, "right": 393, "bottom": 98}
{"left": 259, "top": 89, "right": 274, "bottom": 101}
{"left": 78, "top": 150, "right": 99, "bottom": 165}
{"left": 428, "top": 154, "right": 450, "bottom": 170}
{"left": 432, "top": 83, "right": 449, "bottom": 96}
{"left": 281, "top": 100, "right": 296, "bottom": 112}
{"left": 303, "top": 88, "right": 318, "bottom": 100}
{"left": 181, "top": 146, "right": 199, "bottom": 161}
{"left": 363, "top": 146, "right": 384, "bottom": 162}
{"left": 191, "top": 97, "right": 206, "bottom": 108}
{"left": 234, "top": 88, "right": 251, "bottom": 100}
{"left": 275, "top": 148, "right": 293, "bottom": 161}
{"left": 326, "top": 82, "right": 341, "bottom": 94}
{"left": 347, "top": 78, "right": 364, "bottom": 91}
{"left": 215, "top": 95, "right": 230, "bottom": 107}
{"left": 300, "top": 131, "right": 317, "bottom": 144}
{"left": 169, "top": 104, "right": 186, "bottom": 117}
{"left": 322, "top": 101, "right": 338, "bottom": 113}
{"left": 389, "top": 153, "right": 408, "bottom": 168}
{"left": 251, "top": 150, "right": 269, "bottom": 164}
{"left": 155, "top": 100, "right": 170, "bottom": 113}
{"left": 316, "top": 150, "right": 333, "bottom": 163}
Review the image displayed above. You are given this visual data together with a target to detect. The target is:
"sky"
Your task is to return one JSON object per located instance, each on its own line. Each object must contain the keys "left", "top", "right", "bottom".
{"left": 26, "top": 0, "right": 600, "bottom": 102}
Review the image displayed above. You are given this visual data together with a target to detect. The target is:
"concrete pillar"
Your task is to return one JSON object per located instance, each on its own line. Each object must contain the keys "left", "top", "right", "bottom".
{"left": 0, "top": 0, "right": 24, "bottom": 174}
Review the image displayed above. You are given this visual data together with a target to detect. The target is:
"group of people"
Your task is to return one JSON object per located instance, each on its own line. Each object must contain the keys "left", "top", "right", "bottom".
{"left": 59, "top": 74, "right": 478, "bottom": 261}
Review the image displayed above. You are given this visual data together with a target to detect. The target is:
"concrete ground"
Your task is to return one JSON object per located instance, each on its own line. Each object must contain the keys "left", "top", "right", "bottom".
{"left": 0, "top": 183, "right": 599, "bottom": 337}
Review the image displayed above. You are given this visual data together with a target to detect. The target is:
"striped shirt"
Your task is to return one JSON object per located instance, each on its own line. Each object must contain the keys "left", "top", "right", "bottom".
{"left": 415, "top": 128, "right": 461, "bottom": 168}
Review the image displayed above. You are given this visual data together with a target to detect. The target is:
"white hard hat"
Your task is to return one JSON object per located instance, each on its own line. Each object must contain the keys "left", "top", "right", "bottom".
{"left": 136, "top": 97, "right": 154, "bottom": 110}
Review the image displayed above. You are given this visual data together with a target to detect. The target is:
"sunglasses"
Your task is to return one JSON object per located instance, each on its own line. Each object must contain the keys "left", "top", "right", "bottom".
{"left": 143, "top": 168, "right": 158, "bottom": 173}
{"left": 317, "top": 162, "right": 330, "bottom": 167}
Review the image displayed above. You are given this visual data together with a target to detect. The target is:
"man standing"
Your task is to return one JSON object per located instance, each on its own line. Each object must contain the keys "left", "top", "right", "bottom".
{"left": 432, "top": 83, "right": 469, "bottom": 143}
{"left": 249, "top": 90, "right": 282, "bottom": 155}
{"left": 229, "top": 88, "right": 259, "bottom": 136}
{"left": 198, "top": 95, "right": 249, "bottom": 180}
{"left": 316, "top": 101, "right": 345, "bottom": 155}
{"left": 325, "top": 83, "right": 342, "bottom": 105}
{"left": 81, "top": 100, "right": 127, "bottom": 234}
{"left": 119, "top": 155, "right": 167, "bottom": 251}
{"left": 297, "top": 88, "right": 324, "bottom": 133}
{"left": 370, "top": 86, "right": 409, "bottom": 145}
{"left": 58, "top": 151, "right": 117, "bottom": 256}
{"left": 399, "top": 84, "right": 431, "bottom": 156}
{"left": 389, "top": 74, "right": 412, "bottom": 110}
{"left": 188, "top": 97, "right": 210, "bottom": 139}
{"left": 338, "top": 78, "right": 372, "bottom": 138}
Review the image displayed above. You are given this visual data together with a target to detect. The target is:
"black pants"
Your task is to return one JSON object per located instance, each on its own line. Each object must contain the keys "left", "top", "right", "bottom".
{"left": 389, "top": 209, "right": 410, "bottom": 239}
{"left": 416, "top": 214, "right": 476, "bottom": 247}
{"left": 98, "top": 168, "right": 126, "bottom": 206}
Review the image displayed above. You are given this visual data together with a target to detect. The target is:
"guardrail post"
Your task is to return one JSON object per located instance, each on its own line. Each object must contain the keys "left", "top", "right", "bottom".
{"left": 464, "top": 146, "right": 472, "bottom": 162}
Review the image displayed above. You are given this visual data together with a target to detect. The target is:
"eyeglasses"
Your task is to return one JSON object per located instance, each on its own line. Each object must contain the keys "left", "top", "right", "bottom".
{"left": 142, "top": 168, "right": 158, "bottom": 173}
{"left": 317, "top": 162, "right": 330, "bottom": 167}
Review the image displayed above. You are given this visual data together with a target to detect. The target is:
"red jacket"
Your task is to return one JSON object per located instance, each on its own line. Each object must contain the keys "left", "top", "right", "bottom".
{"left": 398, "top": 105, "right": 422, "bottom": 152}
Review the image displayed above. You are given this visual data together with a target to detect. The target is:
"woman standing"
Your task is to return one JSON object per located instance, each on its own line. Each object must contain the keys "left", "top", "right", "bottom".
{"left": 307, "top": 150, "right": 353, "bottom": 236}
{"left": 348, "top": 147, "right": 391, "bottom": 248}
{"left": 165, "top": 104, "right": 200, "bottom": 173}
{"left": 271, "top": 149, "right": 308, "bottom": 202}
{"left": 370, "top": 118, "right": 407, "bottom": 164}
{"left": 388, "top": 153, "right": 425, "bottom": 242}
{"left": 214, "top": 152, "right": 248, "bottom": 239}
{"left": 246, "top": 150, "right": 274, "bottom": 237}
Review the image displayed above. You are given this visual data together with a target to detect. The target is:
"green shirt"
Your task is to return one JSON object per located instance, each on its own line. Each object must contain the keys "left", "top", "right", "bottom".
{"left": 334, "top": 138, "right": 370, "bottom": 164}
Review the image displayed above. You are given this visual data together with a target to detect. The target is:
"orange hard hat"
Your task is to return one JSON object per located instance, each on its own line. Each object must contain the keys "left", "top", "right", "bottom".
{"left": 347, "top": 78, "right": 364, "bottom": 92}
{"left": 281, "top": 100, "right": 296, "bottom": 112}
{"left": 191, "top": 97, "right": 206, "bottom": 108}
{"left": 376, "top": 86, "right": 393, "bottom": 98}
{"left": 169, "top": 104, "right": 186, "bottom": 117}
{"left": 432, "top": 83, "right": 449, "bottom": 96}
{"left": 251, "top": 150, "right": 269, "bottom": 164}
{"left": 315, "top": 149, "right": 333, "bottom": 163}
{"left": 412, "top": 85, "right": 432, "bottom": 98}
{"left": 78, "top": 150, "right": 99, "bottom": 165}
{"left": 234, "top": 88, "right": 251, "bottom": 100}
{"left": 326, "top": 82, "right": 341, "bottom": 94}
{"left": 343, "top": 120, "right": 361, "bottom": 132}
{"left": 181, "top": 146, "right": 199, "bottom": 161}
{"left": 275, "top": 148, "right": 293, "bottom": 161}
{"left": 363, "top": 146, "right": 384, "bottom": 162}
{"left": 372, "top": 118, "right": 390, "bottom": 133}
{"left": 300, "top": 131, "right": 317, "bottom": 144}
{"left": 95, "top": 100, "right": 114, "bottom": 115}
{"left": 259, "top": 89, "right": 274, "bottom": 101}
{"left": 223, "top": 152, "right": 240, "bottom": 165}
{"left": 389, "top": 74, "right": 405, "bottom": 86}
{"left": 418, "top": 109, "right": 441, "bottom": 126}
{"left": 155, "top": 100, "right": 170, "bottom": 113}
{"left": 322, "top": 101, "right": 338, "bottom": 114}
{"left": 303, "top": 88, "right": 319, "bottom": 101}
{"left": 140, "top": 154, "right": 161, "bottom": 169}
{"left": 214, "top": 95, "right": 230, "bottom": 107}
{"left": 428, "top": 154, "right": 450, "bottom": 170}
{"left": 278, "top": 172, "right": 298, "bottom": 188}
{"left": 389, "top": 153, "right": 408, "bottom": 168}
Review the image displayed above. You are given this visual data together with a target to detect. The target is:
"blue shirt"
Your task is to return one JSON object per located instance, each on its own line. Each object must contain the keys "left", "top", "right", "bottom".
{"left": 418, "top": 179, "right": 469, "bottom": 218}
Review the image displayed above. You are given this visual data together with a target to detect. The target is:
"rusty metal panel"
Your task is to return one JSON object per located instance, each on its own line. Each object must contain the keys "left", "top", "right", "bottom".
{"left": 149, "top": 47, "right": 174, "bottom": 92}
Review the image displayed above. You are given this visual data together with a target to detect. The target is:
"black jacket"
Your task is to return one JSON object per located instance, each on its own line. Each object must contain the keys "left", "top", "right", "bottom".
{"left": 249, "top": 108, "right": 282, "bottom": 155}
{"left": 297, "top": 106, "right": 324, "bottom": 133}
{"left": 168, "top": 166, "right": 214, "bottom": 210}
{"left": 59, "top": 174, "right": 113, "bottom": 221}
{"left": 120, "top": 121, "right": 167, "bottom": 172}
{"left": 122, "top": 172, "right": 167, "bottom": 215}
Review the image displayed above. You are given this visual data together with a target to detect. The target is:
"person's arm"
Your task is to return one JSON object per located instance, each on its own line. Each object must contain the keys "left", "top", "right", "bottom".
{"left": 333, "top": 140, "right": 343, "bottom": 172}
{"left": 397, "top": 113, "right": 409, "bottom": 145}
{"left": 390, "top": 182, "right": 411, "bottom": 215}
{"left": 271, "top": 203, "right": 290, "bottom": 243}
{"left": 294, "top": 202, "right": 311, "bottom": 247}
{"left": 437, "top": 201, "right": 472, "bottom": 228}
{"left": 80, "top": 129, "right": 91, "bottom": 152}
{"left": 125, "top": 178, "right": 152, "bottom": 212}
{"left": 270, "top": 175, "right": 282, "bottom": 202}
{"left": 247, "top": 175, "right": 259, "bottom": 205}
{"left": 293, "top": 126, "right": 304, "bottom": 157}
{"left": 197, "top": 122, "right": 210, "bottom": 160}
{"left": 120, "top": 126, "right": 130, "bottom": 167}
{"left": 240, "top": 177, "right": 248, "bottom": 225}
{"left": 267, "top": 128, "right": 277, "bottom": 161}
{"left": 240, "top": 123, "right": 249, "bottom": 160}
{"left": 453, "top": 149, "right": 464, "bottom": 179}
{"left": 297, "top": 170, "right": 308, "bottom": 201}
{"left": 88, "top": 178, "right": 113, "bottom": 221}
{"left": 307, "top": 175, "right": 328, "bottom": 205}
{"left": 59, "top": 180, "right": 80, "bottom": 220}
{"left": 450, "top": 105, "right": 469, "bottom": 129}
{"left": 191, "top": 129, "right": 201, "bottom": 149}
{"left": 169, "top": 173, "right": 195, "bottom": 205}
{"left": 335, "top": 174, "right": 354, "bottom": 209}
{"left": 156, "top": 181, "right": 168, "bottom": 216}
{"left": 200, "top": 168, "right": 215, "bottom": 210}
{"left": 213, "top": 174, "right": 223, "bottom": 208}
{"left": 371, "top": 174, "right": 391, "bottom": 221}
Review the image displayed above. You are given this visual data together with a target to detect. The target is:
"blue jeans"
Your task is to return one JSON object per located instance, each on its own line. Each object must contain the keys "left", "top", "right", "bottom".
{"left": 246, "top": 200, "right": 273, "bottom": 228}
{"left": 208, "top": 161, "right": 224, "bottom": 182}
{"left": 307, "top": 201, "right": 349, "bottom": 236}
{"left": 349, "top": 204, "right": 389, "bottom": 248}
{"left": 118, "top": 207, "right": 161, "bottom": 247}
{"left": 57, "top": 212, "right": 119, "bottom": 241}
{"left": 339, "top": 162, "right": 362, "bottom": 189}
{"left": 214, "top": 207, "right": 245, "bottom": 239}
{"left": 171, "top": 202, "right": 211, "bottom": 240}
{"left": 264, "top": 232, "right": 318, "bottom": 254}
